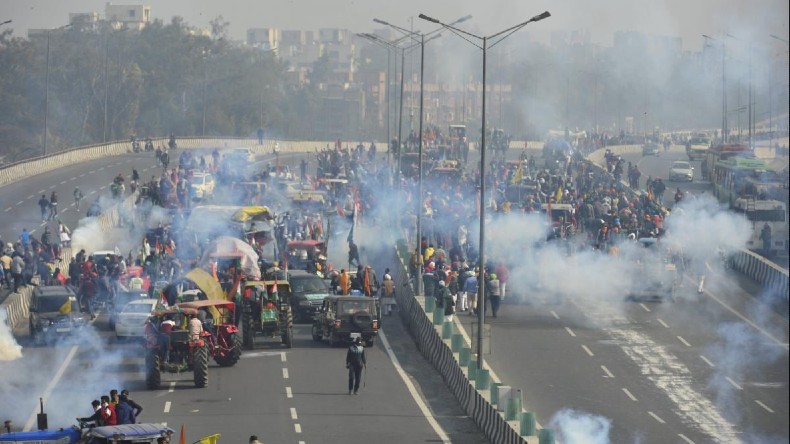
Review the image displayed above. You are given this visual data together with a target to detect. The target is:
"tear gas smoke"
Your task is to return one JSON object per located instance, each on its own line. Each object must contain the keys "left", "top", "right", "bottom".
{"left": 548, "top": 408, "right": 612, "bottom": 444}
{"left": 0, "top": 309, "right": 23, "bottom": 361}
{"left": 663, "top": 194, "right": 751, "bottom": 259}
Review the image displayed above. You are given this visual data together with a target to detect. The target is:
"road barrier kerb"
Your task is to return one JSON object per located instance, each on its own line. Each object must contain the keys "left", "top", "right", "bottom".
{"left": 585, "top": 146, "right": 789, "bottom": 300}
{"left": 392, "top": 248, "right": 534, "bottom": 444}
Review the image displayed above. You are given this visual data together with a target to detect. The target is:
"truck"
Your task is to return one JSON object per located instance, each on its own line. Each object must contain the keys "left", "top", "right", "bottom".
{"left": 731, "top": 197, "right": 788, "bottom": 257}
{"left": 685, "top": 133, "right": 711, "bottom": 161}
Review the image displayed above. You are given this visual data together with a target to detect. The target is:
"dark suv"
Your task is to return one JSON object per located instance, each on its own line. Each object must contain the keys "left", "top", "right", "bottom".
{"left": 311, "top": 295, "right": 379, "bottom": 347}
{"left": 288, "top": 270, "right": 329, "bottom": 323}
{"left": 29, "top": 286, "right": 86, "bottom": 345}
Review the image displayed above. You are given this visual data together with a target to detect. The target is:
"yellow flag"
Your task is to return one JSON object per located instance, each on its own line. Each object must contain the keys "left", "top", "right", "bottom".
{"left": 554, "top": 185, "right": 563, "bottom": 204}
{"left": 59, "top": 298, "right": 71, "bottom": 314}
{"left": 196, "top": 434, "right": 221, "bottom": 444}
{"left": 511, "top": 161, "right": 523, "bottom": 185}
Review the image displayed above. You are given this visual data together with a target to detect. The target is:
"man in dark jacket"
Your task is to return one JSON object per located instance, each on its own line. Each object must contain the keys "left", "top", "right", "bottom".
{"left": 121, "top": 389, "right": 143, "bottom": 419}
{"left": 345, "top": 336, "right": 366, "bottom": 395}
{"left": 115, "top": 395, "right": 135, "bottom": 425}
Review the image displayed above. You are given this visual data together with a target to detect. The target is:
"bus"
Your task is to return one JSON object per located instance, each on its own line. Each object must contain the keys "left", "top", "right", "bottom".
{"left": 685, "top": 133, "right": 711, "bottom": 161}
{"left": 711, "top": 157, "right": 774, "bottom": 206}
{"left": 703, "top": 143, "right": 752, "bottom": 181}
{"left": 730, "top": 197, "right": 787, "bottom": 256}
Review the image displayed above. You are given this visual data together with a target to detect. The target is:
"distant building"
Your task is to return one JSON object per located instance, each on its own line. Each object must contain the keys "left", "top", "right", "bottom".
{"left": 104, "top": 3, "right": 151, "bottom": 31}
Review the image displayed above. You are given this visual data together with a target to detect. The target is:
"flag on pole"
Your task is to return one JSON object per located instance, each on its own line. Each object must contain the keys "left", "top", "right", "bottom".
{"left": 194, "top": 434, "right": 221, "bottom": 444}
{"left": 554, "top": 185, "right": 563, "bottom": 204}
{"left": 179, "top": 424, "right": 186, "bottom": 444}
{"left": 58, "top": 298, "right": 71, "bottom": 314}
{"left": 511, "top": 161, "right": 524, "bottom": 185}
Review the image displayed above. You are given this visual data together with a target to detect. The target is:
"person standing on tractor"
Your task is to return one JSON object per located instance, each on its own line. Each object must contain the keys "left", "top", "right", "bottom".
{"left": 345, "top": 336, "right": 366, "bottom": 395}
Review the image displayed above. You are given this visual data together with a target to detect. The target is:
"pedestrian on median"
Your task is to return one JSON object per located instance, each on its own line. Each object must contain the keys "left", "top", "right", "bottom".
{"left": 345, "top": 336, "right": 366, "bottom": 395}
{"left": 1, "top": 250, "right": 12, "bottom": 289}
{"left": 11, "top": 253, "right": 25, "bottom": 292}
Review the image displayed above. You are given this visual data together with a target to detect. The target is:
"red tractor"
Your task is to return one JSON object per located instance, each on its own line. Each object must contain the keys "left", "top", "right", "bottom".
{"left": 143, "top": 300, "right": 241, "bottom": 389}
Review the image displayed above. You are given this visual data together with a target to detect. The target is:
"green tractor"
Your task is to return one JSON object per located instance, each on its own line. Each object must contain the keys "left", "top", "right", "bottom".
{"left": 241, "top": 279, "right": 294, "bottom": 349}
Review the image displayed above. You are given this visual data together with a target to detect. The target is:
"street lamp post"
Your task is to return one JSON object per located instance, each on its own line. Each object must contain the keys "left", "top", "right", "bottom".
{"left": 44, "top": 24, "right": 71, "bottom": 156}
{"left": 419, "top": 11, "right": 550, "bottom": 368}
{"left": 703, "top": 34, "right": 729, "bottom": 143}
{"left": 769, "top": 34, "right": 789, "bottom": 151}
{"left": 0, "top": 20, "right": 12, "bottom": 26}
{"left": 375, "top": 16, "right": 470, "bottom": 300}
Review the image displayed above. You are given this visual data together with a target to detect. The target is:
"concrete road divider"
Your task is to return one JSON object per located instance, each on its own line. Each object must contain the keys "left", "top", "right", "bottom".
{"left": 730, "top": 250, "right": 789, "bottom": 301}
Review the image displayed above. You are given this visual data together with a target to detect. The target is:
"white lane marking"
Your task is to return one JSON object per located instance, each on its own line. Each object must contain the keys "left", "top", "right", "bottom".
{"left": 677, "top": 336, "right": 691, "bottom": 347}
{"left": 648, "top": 411, "right": 666, "bottom": 424}
{"left": 700, "top": 355, "right": 716, "bottom": 368}
{"left": 37, "top": 189, "right": 45, "bottom": 194}
{"left": 27, "top": 194, "right": 35, "bottom": 199}
{"left": 286, "top": 387, "right": 293, "bottom": 398}
{"left": 3, "top": 207, "right": 10, "bottom": 212}
{"left": 60, "top": 180, "right": 67, "bottom": 185}
{"left": 702, "top": 288, "right": 789, "bottom": 351}
{"left": 169, "top": 381, "right": 176, "bottom": 393}
{"left": 79, "top": 173, "right": 86, "bottom": 177}
{"left": 294, "top": 424, "right": 302, "bottom": 433}
{"left": 622, "top": 387, "right": 638, "bottom": 401}
{"left": 281, "top": 352, "right": 287, "bottom": 362}
{"left": 290, "top": 407, "right": 298, "bottom": 420}
{"left": 88, "top": 170, "right": 96, "bottom": 174}
{"left": 581, "top": 345, "right": 594, "bottom": 357}
{"left": 282, "top": 368, "right": 289, "bottom": 379}
{"left": 565, "top": 327, "right": 576, "bottom": 337}
{"left": 298, "top": 442, "right": 305, "bottom": 444}
{"left": 379, "top": 330, "right": 452, "bottom": 443}
{"left": 754, "top": 400, "right": 774, "bottom": 413}
{"left": 99, "top": 185, "right": 106, "bottom": 190}
{"left": 164, "top": 401, "right": 171, "bottom": 413}
{"left": 601, "top": 365, "right": 614, "bottom": 378}
{"left": 23, "top": 346, "right": 79, "bottom": 431}
{"left": 725, "top": 377, "right": 743, "bottom": 391}
{"left": 639, "top": 303, "right": 651, "bottom": 312}
{"left": 657, "top": 318, "right": 670, "bottom": 329}
{"left": 15, "top": 201, "right": 23, "bottom": 205}
{"left": 97, "top": 167, "right": 104, "bottom": 171}
{"left": 89, "top": 190, "right": 96, "bottom": 195}
{"left": 678, "top": 434, "right": 696, "bottom": 444}
{"left": 69, "top": 177, "right": 76, "bottom": 181}
{"left": 550, "top": 310, "right": 560, "bottom": 320}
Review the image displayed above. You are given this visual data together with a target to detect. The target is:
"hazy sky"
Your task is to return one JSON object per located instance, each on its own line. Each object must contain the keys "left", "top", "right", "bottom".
{"left": 2, "top": 0, "right": 788, "bottom": 51}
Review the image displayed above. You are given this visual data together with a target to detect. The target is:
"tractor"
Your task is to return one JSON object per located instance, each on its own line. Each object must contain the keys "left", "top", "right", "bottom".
{"left": 178, "top": 300, "right": 242, "bottom": 367}
{"left": 143, "top": 307, "right": 210, "bottom": 389}
{"left": 241, "top": 279, "right": 294, "bottom": 349}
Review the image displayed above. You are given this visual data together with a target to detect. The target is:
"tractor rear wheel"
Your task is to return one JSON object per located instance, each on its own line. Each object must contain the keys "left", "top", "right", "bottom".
{"left": 311, "top": 324, "right": 322, "bottom": 341}
{"left": 216, "top": 333, "right": 242, "bottom": 367}
{"left": 282, "top": 326, "right": 293, "bottom": 348}
{"left": 145, "top": 350, "right": 161, "bottom": 390}
{"left": 242, "top": 311, "right": 254, "bottom": 350}
{"left": 193, "top": 345, "right": 209, "bottom": 388}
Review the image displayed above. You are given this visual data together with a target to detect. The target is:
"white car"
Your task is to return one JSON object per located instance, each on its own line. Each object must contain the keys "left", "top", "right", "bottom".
{"left": 669, "top": 161, "right": 694, "bottom": 182}
{"left": 190, "top": 172, "right": 216, "bottom": 200}
{"left": 115, "top": 298, "right": 158, "bottom": 339}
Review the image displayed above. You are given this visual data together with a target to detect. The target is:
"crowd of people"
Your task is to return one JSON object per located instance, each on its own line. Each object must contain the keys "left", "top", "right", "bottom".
{"left": 77, "top": 389, "right": 143, "bottom": 427}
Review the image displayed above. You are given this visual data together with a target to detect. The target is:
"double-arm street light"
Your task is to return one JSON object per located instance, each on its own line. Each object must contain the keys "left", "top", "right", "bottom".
{"left": 374, "top": 15, "right": 470, "bottom": 299}
{"left": 44, "top": 23, "right": 72, "bottom": 156}
{"left": 1, "top": 20, "right": 12, "bottom": 26}
{"left": 419, "top": 11, "right": 551, "bottom": 368}
{"left": 703, "top": 34, "right": 729, "bottom": 143}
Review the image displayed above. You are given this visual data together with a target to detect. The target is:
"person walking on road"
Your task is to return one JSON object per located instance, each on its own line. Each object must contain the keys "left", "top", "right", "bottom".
{"left": 38, "top": 194, "right": 50, "bottom": 221}
{"left": 74, "top": 187, "right": 84, "bottom": 211}
{"left": 48, "top": 191, "right": 58, "bottom": 220}
{"left": 345, "top": 336, "right": 366, "bottom": 395}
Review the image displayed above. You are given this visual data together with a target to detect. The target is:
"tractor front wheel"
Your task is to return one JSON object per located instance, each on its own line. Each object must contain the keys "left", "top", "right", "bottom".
{"left": 216, "top": 333, "right": 242, "bottom": 367}
{"left": 193, "top": 345, "right": 209, "bottom": 388}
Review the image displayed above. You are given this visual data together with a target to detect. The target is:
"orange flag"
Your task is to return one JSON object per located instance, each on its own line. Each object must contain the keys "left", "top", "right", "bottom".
{"left": 180, "top": 424, "right": 186, "bottom": 444}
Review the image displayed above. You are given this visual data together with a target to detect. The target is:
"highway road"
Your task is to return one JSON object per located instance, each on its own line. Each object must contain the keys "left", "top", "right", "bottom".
{"left": 452, "top": 144, "right": 789, "bottom": 443}
{"left": 0, "top": 149, "right": 488, "bottom": 444}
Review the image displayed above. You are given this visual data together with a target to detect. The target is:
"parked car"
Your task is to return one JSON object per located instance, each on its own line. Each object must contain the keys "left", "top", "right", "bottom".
{"left": 190, "top": 172, "right": 216, "bottom": 200}
{"left": 29, "top": 286, "right": 86, "bottom": 346}
{"left": 669, "top": 160, "right": 694, "bottom": 182}
{"left": 288, "top": 270, "right": 329, "bottom": 322}
{"left": 312, "top": 295, "right": 380, "bottom": 347}
{"left": 115, "top": 298, "right": 158, "bottom": 339}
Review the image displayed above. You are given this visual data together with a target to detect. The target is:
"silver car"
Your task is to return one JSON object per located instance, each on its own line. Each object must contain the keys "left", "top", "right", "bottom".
{"left": 669, "top": 161, "right": 694, "bottom": 182}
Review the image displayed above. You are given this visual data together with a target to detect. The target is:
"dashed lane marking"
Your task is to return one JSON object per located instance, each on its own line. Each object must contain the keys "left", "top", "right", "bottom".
{"left": 725, "top": 377, "right": 743, "bottom": 390}
{"left": 79, "top": 173, "right": 86, "bottom": 177}
{"left": 639, "top": 303, "right": 651, "bottom": 312}
{"left": 657, "top": 318, "right": 670, "bottom": 328}
{"left": 601, "top": 365, "right": 614, "bottom": 378}
{"left": 23, "top": 346, "right": 78, "bottom": 431}
{"left": 3, "top": 207, "right": 10, "bottom": 212}
{"left": 37, "top": 189, "right": 45, "bottom": 194}
{"left": 700, "top": 355, "right": 716, "bottom": 368}
{"left": 169, "top": 381, "right": 176, "bottom": 393}
{"left": 622, "top": 387, "right": 638, "bottom": 401}
{"left": 550, "top": 310, "right": 560, "bottom": 320}
{"left": 282, "top": 368, "right": 289, "bottom": 379}
{"left": 702, "top": 288, "right": 789, "bottom": 351}
{"left": 286, "top": 387, "right": 293, "bottom": 398}
{"left": 648, "top": 411, "right": 666, "bottom": 424}
{"left": 281, "top": 352, "right": 287, "bottom": 362}
{"left": 99, "top": 186, "right": 106, "bottom": 190}
{"left": 677, "top": 336, "right": 692, "bottom": 347}
{"left": 164, "top": 401, "right": 171, "bottom": 413}
{"left": 581, "top": 345, "right": 594, "bottom": 357}
{"left": 88, "top": 170, "right": 96, "bottom": 174}
{"left": 678, "top": 433, "right": 696, "bottom": 444}
{"left": 27, "top": 194, "right": 35, "bottom": 199}
{"left": 565, "top": 327, "right": 576, "bottom": 337}
{"left": 294, "top": 424, "right": 301, "bottom": 434}
{"left": 290, "top": 407, "right": 298, "bottom": 420}
{"left": 755, "top": 400, "right": 774, "bottom": 413}
{"left": 60, "top": 180, "right": 67, "bottom": 185}
{"left": 15, "top": 201, "right": 23, "bottom": 206}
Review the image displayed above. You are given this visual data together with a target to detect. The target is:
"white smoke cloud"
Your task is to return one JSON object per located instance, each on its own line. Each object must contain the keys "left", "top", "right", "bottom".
{"left": 0, "top": 309, "right": 23, "bottom": 361}
{"left": 549, "top": 408, "right": 612, "bottom": 444}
